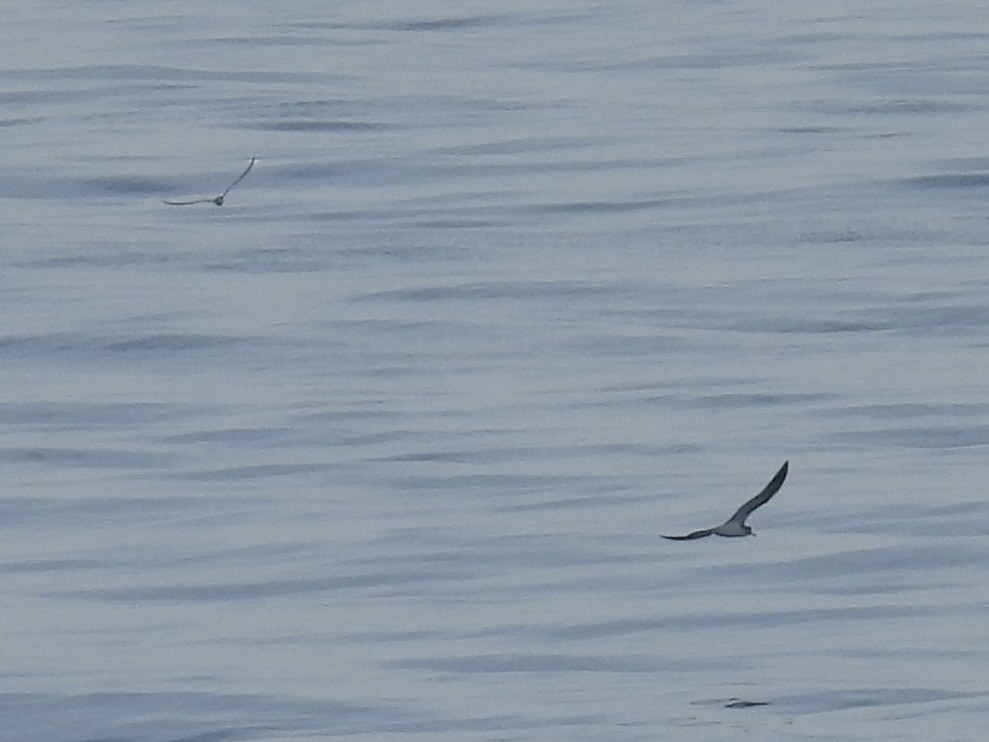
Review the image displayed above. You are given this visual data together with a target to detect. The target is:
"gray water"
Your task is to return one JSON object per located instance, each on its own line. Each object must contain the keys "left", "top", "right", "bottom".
{"left": 4, "top": 2, "right": 989, "bottom": 740}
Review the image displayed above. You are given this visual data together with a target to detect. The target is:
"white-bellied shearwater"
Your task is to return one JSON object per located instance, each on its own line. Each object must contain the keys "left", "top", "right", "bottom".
{"left": 164, "top": 156, "right": 256, "bottom": 206}
{"left": 661, "top": 461, "right": 788, "bottom": 540}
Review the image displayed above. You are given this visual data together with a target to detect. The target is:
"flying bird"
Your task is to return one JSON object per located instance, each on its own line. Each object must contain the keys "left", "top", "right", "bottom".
{"left": 661, "top": 461, "right": 788, "bottom": 540}
{"left": 164, "top": 156, "right": 256, "bottom": 206}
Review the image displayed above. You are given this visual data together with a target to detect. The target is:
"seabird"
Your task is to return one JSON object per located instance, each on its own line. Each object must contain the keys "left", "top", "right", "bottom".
{"left": 164, "top": 156, "right": 256, "bottom": 206}
{"left": 725, "top": 699, "right": 769, "bottom": 709}
{"left": 661, "top": 461, "right": 788, "bottom": 540}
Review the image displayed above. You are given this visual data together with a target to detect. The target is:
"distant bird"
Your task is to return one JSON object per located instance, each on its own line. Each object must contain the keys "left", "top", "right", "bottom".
{"left": 725, "top": 698, "right": 769, "bottom": 709}
{"left": 661, "top": 461, "right": 788, "bottom": 540}
{"left": 164, "top": 156, "right": 256, "bottom": 206}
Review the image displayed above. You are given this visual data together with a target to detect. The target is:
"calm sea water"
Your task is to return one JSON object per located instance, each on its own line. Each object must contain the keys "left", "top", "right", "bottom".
{"left": 4, "top": 2, "right": 989, "bottom": 740}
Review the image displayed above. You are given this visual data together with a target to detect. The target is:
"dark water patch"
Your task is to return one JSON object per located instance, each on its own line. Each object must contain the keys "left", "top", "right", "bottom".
{"left": 258, "top": 120, "right": 395, "bottom": 132}
{"left": 320, "top": 429, "right": 425, "bottom": 448}
{"left": 930, "top": 156, "right": 989, "bottom": 171}
{"left": 523, "top": 196, "right": 677, "bottom": 216}
{"left": 375, "top": 441, "right": 663, "bottom": 465}
{"left": 84, "top": 176, "right": 168, "bottom": 195}
{"left": 764, "top": 301, "right": 989, "bottom": 336}
{"left": 862, "top": 99, "right": 974, "bottom": 115}
{"left": 168, "top": 540, "right": 325, "bottom": 570}
{"left": 802, "top": 97, "right": 974, "bottom": 116}
{"left": 355, "top": 279, "right": 623, "bottom": 303}
{"left": 409, "top": 218, "right": 502, "bottom": 229}
{"left": 204, "top": 241, "right": 476, "bottom": 272}
{"left": 595, "top": 377, "right": 766, "bottom": 394}
{"left": 568, "top": 332, "right": 698, "bottom": 355}
{"left": 596, "top": 49, "right": 793, "bottom": 72}
{"left": 387, "top": 652, "right": 664, "bottom": 674}
{"left": 328, "top": 318, "right": 439, "bottom": 333}
{"left": 893, "top": 303, "right": 989, "bottom": 331}
{"left": 0, "top": 690, "right": 416, "bottom": 742}
{"left": 0, "top": 558, "right": 108, "bottom": 575}
{"left": 758, "top": 317, "right": 892, "bottom": 334}
{"left": 310, "top": 9, "right": 590, "bottom": 33}
{"left": 200, "top": 252, "right": 348, "bottom": 274}
{"left": 821, "top": 402, "right": 989, "bottom": 420}
{"left": 168, "top": 462, "right": 341, "bottom": 482}
{"left": 350, "top": 533, "right": 635, "bottom": 573}
{"left": 381, "top": 473, "right": 566, "bottom": 493}
{"left": 0, "top": 446, "right": 172, "bottom": 469}
{"left": 793, "top": 224, "right": 940, "bottom": 245}
{"left": 831, "top": 424, "right": 989, "bottom": 449}
{"left": 508, "top": 493, "right": 641, "bottom": 514}
{"left": 389, "top": 712, "right": 605, "bottom": 736}
{"left": 0, "top": 495, "right": 205, "bottom": 522}
{"left": 437, "top": 135, "right": 608, "bottom": 157}
{"left": 0, "top": 174, "right": 124, "bottom": 200}
{"left": 0, "top": 88, "right": 95, "bottom": 106}
{"left": 681, "top": 392, "right": 827, "bottom": 410}
{"left": 0, "top": 332, "right": 254, "bottom": 359}
{"left": 0, "top": 402, "right": 208, "bottom": 429}
{"left": 777, "top": 688, "right": 987, "bottom": 714}
{"left": 381, "top": 14, "right": 517, "bottom": 32}
{"left": 163, "top": 426, "right": 300, "bottom": 446}
{"left": 376, "top": 446, "right": 530, "bottom": 464}
{"left": 102, "top": 333, "right": 245, "bottom": 352}
{"left": 52, "top": 568, "right": 468, "bottom": 603}
{"left": 815, "top": 581, "right": 945, "bottom": 596}
{"left": 904, "top": 173, "right": 989, "bottom": 189}
{"left": 0, "top": 333, "right": 89, "bottom": 358}
{"left": 333, "top": 628, "right": 440, "bottom": 645}
{"left": 19, "top": 249, "right": 199, "bottom": 270}
{"left": 9, "top": 63, "right": 332, "bottom": 85}
{"left": 591, "top": 386, "right": 825, "bottom": 413}
{"left": 0, "top": 116, "right": 43, "bottom": 127}
{"left": 499, "top": 615, "right": 676, "bottom": 642}
{"left": 501, "top": 603, "right": 939, "bottom": 643}
{"left": 282, "top": 160, "right": 375, "bottom": 180}
{"left": 706, "top": 543, "right": 984, "bottom": 584}
{"left": 775, "top": 125, "right": 849, "bottom": 135}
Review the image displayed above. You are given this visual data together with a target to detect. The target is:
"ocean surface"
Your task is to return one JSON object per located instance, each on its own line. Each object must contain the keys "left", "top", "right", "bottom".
{"left": 3, "top": 2, "right": 989, "bottom": 740}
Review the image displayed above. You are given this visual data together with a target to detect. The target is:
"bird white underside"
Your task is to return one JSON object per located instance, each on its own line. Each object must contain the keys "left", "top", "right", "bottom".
{"left": 712, "top": 521, "right": 750, "bottom": 537}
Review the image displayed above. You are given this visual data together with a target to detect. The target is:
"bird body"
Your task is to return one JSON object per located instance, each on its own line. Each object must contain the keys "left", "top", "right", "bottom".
{"left": 661, "top": 461, "right": 788, "bottom": 540}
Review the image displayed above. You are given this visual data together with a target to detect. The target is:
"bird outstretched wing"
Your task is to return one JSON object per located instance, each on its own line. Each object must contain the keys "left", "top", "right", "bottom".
{"left": 163, "top": 197, "right": 220, "bottom": 206}
{"left": 661, "top": 528, "right": 715, "bottom": 540}
{"left": 725, "top": 461, "right": 788, "bottom": 526}
{"left": 219, "top": 156, "right": 256, "bottom": 199}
